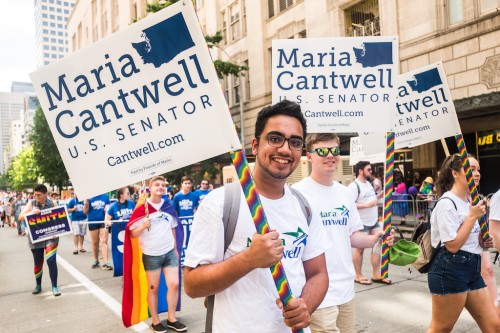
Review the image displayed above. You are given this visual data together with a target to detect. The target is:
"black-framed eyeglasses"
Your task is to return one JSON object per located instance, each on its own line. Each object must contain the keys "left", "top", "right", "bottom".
{"left": 309, "top": 146, "right": 341, "bottom": 157}
{"left": 258, "top": 134, "right": 304, "bottom": 151}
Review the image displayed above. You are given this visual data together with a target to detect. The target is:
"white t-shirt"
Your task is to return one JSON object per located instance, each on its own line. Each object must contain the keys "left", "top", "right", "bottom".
{"left": 129, "top": 199, "right": 178, "bottom": 256}
{"left": 293, "top": 177, "right": 363, "bottom": 307}
{"left": 184, "top": 185, "right": 328, "bottom": 333}
{"left": 430, "top": 192, "right": 482, "bottom": 254}
{"left": 348, "top": 179, "right": 378, "bottom": 226}
{"left": 489, "top": 190, "right": 500, "bottom": 221}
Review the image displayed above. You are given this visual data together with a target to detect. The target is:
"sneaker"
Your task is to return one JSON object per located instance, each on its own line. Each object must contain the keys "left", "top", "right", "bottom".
{"left": 150, "top": 322, "right": 167, "bottom": 333}
{"left": 91, "top": 261, "right": 100, "bottom": 269}
{"left": 102, "top": 263, "right": 113, "bottom": 271}
{"left": 32, "top": 285, "right": 42, "bottom": 294}
{"left": 52, "top": 287, "right": 61, "bottom": 296}
{"left": 166, "top": 320, "right": 187, "bottom": 332}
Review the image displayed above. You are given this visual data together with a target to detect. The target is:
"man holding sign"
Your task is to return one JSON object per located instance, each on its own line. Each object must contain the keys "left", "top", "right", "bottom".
{"left": 18, "top": 184, "right": 62, "bottom": 297}
{"left": 184, "top": 100, "right": 329, "bottom": 332}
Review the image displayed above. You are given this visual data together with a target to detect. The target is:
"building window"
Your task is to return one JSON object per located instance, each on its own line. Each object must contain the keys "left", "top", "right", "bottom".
{"left": 244, "top": 60, "right": 250, "bottom": 101}
{"left": 448, "top": 0, "right": 464, "bottom": 25}
{"left": 242, "top": 0, "right": 247, "bottom": 35}
{"left": 232, "top": 75, "right": 240, "bottom": 105}
{"left": 230, "top": 2, "right": 240, "bottom": 41}
{"left": 345, "top": 0, "right": 380, "bottom": 36}
{"left": 223, "top": 76, "right": 229, "bottom": 103}
{"left": 268, "top": 0, "right": 275, "bottom": 18}
{"left": 220, "top": 10, "right": 227, "bottom": 46}
{"left": 279, "top": 0, "right": 294, "bottom": 11}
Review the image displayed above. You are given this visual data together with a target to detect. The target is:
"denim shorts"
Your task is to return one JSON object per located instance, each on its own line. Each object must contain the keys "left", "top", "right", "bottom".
{"left": 428, "top": 247, "right": 485, "bottom": 295}
{"left": 142, "top": 249, "right": 178, "bottom": 271}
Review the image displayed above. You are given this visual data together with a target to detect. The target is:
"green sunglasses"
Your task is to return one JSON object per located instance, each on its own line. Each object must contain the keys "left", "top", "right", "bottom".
{"left": 309, "top": 146, "right": 341, "bottom": 157}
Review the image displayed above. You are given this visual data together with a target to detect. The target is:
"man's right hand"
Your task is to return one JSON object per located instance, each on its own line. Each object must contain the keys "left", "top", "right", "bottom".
{"left": 246, "top": 231, "right": 284, "bottom": 269}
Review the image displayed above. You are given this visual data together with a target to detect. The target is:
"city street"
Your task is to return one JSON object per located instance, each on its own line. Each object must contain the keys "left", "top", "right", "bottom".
{"left": 1, "top": 224, "right": 493, "bottom": 332}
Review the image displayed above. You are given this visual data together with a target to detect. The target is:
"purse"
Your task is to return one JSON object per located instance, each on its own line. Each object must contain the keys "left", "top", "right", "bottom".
{"left": 389, "top": 227, "right": 421, "bottom": 266}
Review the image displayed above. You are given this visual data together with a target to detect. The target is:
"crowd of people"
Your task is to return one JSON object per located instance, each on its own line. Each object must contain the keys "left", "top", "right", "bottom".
{"left": 2, "top": 100, "right": 500, "bottom": 333}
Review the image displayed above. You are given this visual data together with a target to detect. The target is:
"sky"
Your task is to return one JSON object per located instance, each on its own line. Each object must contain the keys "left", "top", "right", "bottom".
{"left": 0, "top": 0, "right": 37, "bottom": 92}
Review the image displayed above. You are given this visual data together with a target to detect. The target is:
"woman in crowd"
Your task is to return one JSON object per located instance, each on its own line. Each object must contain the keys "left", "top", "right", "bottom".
{"left": 468, "top": 154, "right": 498, "bottom": 308}
{"left": 104, "top": 187, "right": 136, "bottom": 271}
{"left": 426, "top": 154, "right": 499, "bottom": 333}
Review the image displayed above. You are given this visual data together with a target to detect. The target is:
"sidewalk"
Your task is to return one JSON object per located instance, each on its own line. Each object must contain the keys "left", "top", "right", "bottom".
{"left": 0, "top": 224, "right": 494, "bottom": 332}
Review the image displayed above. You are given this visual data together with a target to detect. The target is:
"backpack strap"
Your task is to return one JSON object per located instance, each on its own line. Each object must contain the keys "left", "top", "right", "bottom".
{"left": 354, "top": 180, "right": 361, "bottom": 201}
{"left": 289, "top": 187, "right": 312, "bottom": 226}
{"left": 205, "top": 181, "right": 241, "bottom": 333}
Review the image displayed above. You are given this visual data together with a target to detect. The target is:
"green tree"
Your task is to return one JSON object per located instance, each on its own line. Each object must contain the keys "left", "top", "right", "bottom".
{"left": 145, "top": 0, "right": 248, "bottom": 78}
{"left": 7, "top": 146, "right": 39, "bottom": 191}
{"left": 29, "top": 106, "right": 70, "bottom": 189}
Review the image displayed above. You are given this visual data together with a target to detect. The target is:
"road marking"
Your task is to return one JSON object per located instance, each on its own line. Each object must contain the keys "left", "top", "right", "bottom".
{"left": 57, "top": 254, "right": 150, "bottom": 332}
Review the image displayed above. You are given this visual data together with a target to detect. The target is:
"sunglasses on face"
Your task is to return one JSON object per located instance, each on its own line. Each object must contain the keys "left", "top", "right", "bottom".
{"left": 309, "top": 146, "right": 341, "bottom": 157}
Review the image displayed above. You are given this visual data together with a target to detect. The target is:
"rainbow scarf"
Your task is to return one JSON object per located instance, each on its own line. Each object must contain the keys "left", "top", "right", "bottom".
{"left": 121, "top": 197, "right": 181, "bottom": 327}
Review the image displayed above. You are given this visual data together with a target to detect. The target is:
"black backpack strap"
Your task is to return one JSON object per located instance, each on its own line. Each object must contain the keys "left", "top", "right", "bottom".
{"left": 206, "top": 181, "right": 241, "bottom": 333}
{"left": 289, "top": 187, "right": 312, "bottom": 226}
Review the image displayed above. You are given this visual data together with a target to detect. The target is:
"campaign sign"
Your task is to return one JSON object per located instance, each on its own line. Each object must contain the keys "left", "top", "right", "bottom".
{"left": 272, "top": 36, "right": 398, "bottom": 132}
{"left": 350, "top": 136, "right": 385, "bottom": 165}
{"left": 30, "top": 1, "right": 240, "bottom": 200}
{"left": 394, "top": 62, "right": 460, "bottom": 148}
{"left": 179, "top": 216, "right": 193, "bottom": 268}
{"left": 25, "top": 206, "right": 72, "bottom": 244}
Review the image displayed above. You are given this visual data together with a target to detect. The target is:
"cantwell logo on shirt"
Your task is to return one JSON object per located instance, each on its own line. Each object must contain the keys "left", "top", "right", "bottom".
{"left": 246, "top": 228, "right": 309, "bottom": 259}
{"left": 320, "top": 205, "right": 350, "bottom": 226}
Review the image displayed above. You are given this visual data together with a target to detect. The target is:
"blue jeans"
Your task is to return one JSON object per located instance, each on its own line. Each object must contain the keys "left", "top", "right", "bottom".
{"left": 428, "top": 247, "right": 485, "bottom": 295}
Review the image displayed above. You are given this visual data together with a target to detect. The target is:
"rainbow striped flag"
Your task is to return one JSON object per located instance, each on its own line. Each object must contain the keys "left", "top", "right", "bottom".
{"left": 121, "top": 197, "right": 182, "bottom": 327}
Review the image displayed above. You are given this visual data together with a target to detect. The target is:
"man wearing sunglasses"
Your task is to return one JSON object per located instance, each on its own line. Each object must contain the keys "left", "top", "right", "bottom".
{"left": 184, "top": 100, "right": 329, "bottom": 332}
{"left": 293, "top": 133, "right": 393, "bottom": 333}
{"left": 348, "top": 161, "right": 392, "bottom": 286}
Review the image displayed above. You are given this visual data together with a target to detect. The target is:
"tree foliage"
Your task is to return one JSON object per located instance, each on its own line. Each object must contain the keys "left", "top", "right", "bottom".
{"left": 29, "top": 106, "right": 70, "bottom": 189}
{"left": 7, "top": 146, "right": 39, "bottom": 191}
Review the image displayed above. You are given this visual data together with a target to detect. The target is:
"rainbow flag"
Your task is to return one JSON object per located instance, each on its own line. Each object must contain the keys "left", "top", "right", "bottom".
{"left": 121, "top": 197, "right": 182, "bottom": 327}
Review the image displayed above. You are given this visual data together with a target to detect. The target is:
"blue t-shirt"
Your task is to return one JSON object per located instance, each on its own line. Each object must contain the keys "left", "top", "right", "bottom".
{"left": 106, "top": 200, "right": 135, "bottom": 221}
{"left": 172, "top": 191, "right": 198, "bottom": 217}
{"left": 87, "top": 194, "right": 110, "bottom": 221}
{"left": 194, "top": 189, "right": 211, "bottom": 205}
{"left": 68, "top": 197, "right": 87, "bottom": 221}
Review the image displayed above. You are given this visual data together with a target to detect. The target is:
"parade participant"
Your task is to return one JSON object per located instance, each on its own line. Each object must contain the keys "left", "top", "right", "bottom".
{"left": 67, "top": 192, "right": 87, "bottom": 254}
{"left": 106, "top": 187, "right": 135, "bottom": 223}
{"left": 489, "top": 188, "right": 500, "bottom": 315}
{"left": 172, "top": 176, "right": 198, "bottom": 218}
{"left": 194, "top": 179, "right": 211, "bottom": 205}
{"left": 184, "top": 100, "right": 329, "bottom": 332}
{"left": 13, "top": 193, "right": 25, "bottom": 235}
{"left": 18, "top": 184, "right": 61, "bottom": 296}
{"left": 468, "top": 155, "right": 499, "bottom": 308}
{"left": 426, "top": 154, "right": 499, "bottom": 332}
{"left": 128, "top": 176, "right": 187, "bottom": 332}
{"left": 348, "top": 161, "right": 389, "bottom": 285}
{"left": 84, "top": 193, "right": 110, "bottom": 269}
{"left": 293, "top": 133, "right": 394, "bottom": 333}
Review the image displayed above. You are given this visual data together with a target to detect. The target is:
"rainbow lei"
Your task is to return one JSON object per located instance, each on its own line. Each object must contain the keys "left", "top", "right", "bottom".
{"left": 381, "top": 132, "right": 394, "bottom": 279}
{"left": 455, "top": 134, "right": 489, "bottom": 240}
{"left": 231, "top": 149, "right": 303, "bottom": 333}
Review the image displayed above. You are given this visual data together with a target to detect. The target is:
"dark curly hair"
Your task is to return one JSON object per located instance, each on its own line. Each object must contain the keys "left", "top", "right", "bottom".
{"left": 436, "top": 154, "right": 462, "bottom": 198}
{"left": 254, "top": 100, "right": 306, "bottom": 140}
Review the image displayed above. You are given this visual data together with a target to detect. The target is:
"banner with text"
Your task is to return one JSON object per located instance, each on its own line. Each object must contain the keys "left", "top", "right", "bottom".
{"left": 272, "top": 36, "right": 398, "bottom": 132}
{"left": 30, "top": 1, "right": 240, "bottom": 199}
{"left": 25, "top": 206, "right": 72, "bottom": 244}
{"left": 349, "top": 136, "right": 385, "bottom": 165}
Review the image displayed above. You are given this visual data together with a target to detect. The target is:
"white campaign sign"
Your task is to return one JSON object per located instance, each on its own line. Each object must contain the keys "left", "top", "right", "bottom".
{"left": 30, "top": 1, "right": 240, "bottom": 199}
{"left": 358, "top": 62, "right": 462, "bottom": 155}
{"left": 350, "top": 136, "right": 385, "bottom": 165}
{"left": 394, "top": 61, "right": 460, "bottom": 148}
{"left": 272, "top": 36, "right": 398, "bottom": 132}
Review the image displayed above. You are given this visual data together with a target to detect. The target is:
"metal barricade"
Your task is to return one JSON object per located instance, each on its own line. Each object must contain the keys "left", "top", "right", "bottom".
{"left": 391, "top": 194, "right": 416, "bottom": 227}
{"left": 415, "top": 194, "right": 438, "bottom": 224}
